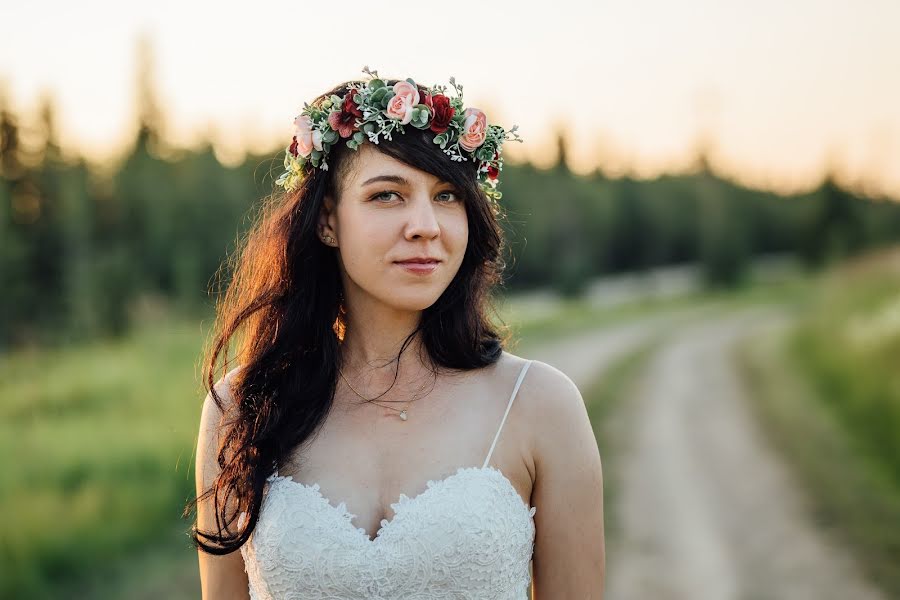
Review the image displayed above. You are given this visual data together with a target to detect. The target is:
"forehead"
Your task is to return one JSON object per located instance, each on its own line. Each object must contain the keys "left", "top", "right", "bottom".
{"left": 340, "top": 144, "right": 443, "bottom": 190}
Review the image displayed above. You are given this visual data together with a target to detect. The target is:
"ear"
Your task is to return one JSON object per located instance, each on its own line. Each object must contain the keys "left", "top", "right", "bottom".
{"left": 318, "top": 194, "right": 338, "bottom": 246}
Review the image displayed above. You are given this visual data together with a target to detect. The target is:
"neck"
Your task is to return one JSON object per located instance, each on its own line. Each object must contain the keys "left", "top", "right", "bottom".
{"left": 338, "top": 307, "right": 426, "bottom": 380}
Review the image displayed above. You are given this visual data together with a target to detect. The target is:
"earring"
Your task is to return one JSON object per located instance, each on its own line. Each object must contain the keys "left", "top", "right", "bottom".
{"left": 322, "top": 235, "right": 335, "bottom": 244}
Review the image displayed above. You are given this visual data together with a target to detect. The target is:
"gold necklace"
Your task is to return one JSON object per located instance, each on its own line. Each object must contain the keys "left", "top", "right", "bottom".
{"left": 338, "top": 365, "right": 427, "bottom": 421}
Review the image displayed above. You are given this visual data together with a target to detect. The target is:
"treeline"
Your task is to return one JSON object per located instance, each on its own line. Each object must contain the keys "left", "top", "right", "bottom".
{"left": 3, "top": 97, "right": 900, "bottom": 350}
{"left": 501, "top": 154, "right": 900, "bottom": 296}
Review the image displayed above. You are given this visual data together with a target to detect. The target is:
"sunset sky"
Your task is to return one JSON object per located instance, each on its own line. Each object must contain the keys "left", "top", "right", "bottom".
{"left": 2, "top": 0, "right": 899, "bottom": 198}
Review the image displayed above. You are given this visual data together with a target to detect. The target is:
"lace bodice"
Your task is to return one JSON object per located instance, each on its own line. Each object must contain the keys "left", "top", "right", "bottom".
{"left": 237, "top": 359, "right": 536, "bottom": 599}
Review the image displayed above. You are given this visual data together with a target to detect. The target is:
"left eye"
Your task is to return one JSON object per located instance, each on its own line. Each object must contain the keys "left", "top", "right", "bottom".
{"left": 437, "top": 191, "right": 460, "bottom": 202}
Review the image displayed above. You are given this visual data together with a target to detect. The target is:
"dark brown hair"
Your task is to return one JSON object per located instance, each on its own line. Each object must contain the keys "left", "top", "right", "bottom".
{"left": 184, "top": 77, "right": 513, "bottom": 554}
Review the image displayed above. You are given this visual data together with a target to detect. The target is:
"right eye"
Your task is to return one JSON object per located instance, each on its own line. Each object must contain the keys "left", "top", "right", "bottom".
{"left": 371, "top": 191, "right": 399, "bottom": 202}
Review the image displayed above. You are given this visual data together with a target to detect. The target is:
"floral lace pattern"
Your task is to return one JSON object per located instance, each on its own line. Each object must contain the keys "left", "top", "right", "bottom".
{"left": 238, "top": 465, "right": 537, "bottom": 599}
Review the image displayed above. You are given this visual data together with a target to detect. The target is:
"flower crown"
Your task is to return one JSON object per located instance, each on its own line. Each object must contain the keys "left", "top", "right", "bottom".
{"left": 275, "top": 66, "right": 522, "bottom": 202}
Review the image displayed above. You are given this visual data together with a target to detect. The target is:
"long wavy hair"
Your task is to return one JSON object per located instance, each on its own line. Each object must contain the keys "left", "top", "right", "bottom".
{"left": 184, "top": 77, "right": 514, "bottom": 554}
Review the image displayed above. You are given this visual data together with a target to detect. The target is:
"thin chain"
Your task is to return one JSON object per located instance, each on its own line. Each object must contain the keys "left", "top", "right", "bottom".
{"left": 337, "top": 365, "right": 429, "bottom": 420}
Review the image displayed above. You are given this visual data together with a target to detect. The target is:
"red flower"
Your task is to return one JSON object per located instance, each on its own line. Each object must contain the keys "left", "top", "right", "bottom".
{"left": 327, "top": 93, "right": 364, "bottom": 138}
{"left": 289, "top": 135, "right": 299, "bottom": 157}
{"left": 343, "top": 93, "right": 363, "bottom": 118}
{"left": 429, "top": 94, "right": 455, "bottom": 134}
{"left": 487, "top": 152, "right": 500, "bottom": 179}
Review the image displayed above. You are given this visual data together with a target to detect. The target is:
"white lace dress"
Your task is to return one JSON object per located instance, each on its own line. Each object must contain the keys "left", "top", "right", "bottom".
{"left": 237, "top": 360, "right": 536, "bottom": 599}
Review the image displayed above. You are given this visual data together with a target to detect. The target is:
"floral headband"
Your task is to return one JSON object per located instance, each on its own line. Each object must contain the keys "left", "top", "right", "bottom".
{"left": 275, "top": 66, "right": 522, "bottom": 202}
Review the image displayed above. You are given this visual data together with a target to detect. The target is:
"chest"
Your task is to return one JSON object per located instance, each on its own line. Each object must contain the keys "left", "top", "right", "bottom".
{"left": 279, "top": 376, "right": 533, "bottom": 542}
{"left": 240, "top": 466, "right": 537, "bottom": 599}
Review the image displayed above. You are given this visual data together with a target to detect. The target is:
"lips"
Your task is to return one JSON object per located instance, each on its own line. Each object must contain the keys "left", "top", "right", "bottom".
{"left": 394, "top": 258, "right": 441, "bottom": 264}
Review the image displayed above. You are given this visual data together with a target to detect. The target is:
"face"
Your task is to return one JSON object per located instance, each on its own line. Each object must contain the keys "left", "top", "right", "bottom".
{"left": 318, "top": 143, "right": 469, "bottom": 315}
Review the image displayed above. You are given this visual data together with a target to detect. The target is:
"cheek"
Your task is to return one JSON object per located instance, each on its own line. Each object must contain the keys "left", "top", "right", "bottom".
{"left": 450, "top": 213, "right": 469, "bottom": 255}
{"left": 337, "top": 214, "right": 394, "bottom": 273}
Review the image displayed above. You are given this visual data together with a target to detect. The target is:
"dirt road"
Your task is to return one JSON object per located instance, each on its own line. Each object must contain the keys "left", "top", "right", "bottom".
{"left": 590, "top": 306, "right": 886, "bottom": 600}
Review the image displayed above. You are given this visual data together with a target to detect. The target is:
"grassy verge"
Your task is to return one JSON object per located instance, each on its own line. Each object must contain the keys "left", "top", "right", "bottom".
{"left": 736, "top": 322, "right": 900, "bottom": 597}
{"left": 579, "top": 337, "right": 663, "bottom": 555}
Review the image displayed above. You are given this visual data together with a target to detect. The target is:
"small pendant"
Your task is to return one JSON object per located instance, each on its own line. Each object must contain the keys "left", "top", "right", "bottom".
{"left": 399, "top": 410, "right": 408, "bottom": 421}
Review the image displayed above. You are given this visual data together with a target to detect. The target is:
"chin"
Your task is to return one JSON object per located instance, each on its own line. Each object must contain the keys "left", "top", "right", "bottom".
{"left": 382, "top": 289, "right": 446, "bottom": 312}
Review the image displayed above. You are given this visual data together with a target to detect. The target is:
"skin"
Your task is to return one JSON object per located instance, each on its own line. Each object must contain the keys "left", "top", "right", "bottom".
{"left": 195, "top": 143, "right": 606, "bottom": 598}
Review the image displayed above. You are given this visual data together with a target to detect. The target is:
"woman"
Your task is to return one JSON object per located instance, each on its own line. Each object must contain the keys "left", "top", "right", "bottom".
{"left": 187, "top": 67, "right": 605, "bottom": 599}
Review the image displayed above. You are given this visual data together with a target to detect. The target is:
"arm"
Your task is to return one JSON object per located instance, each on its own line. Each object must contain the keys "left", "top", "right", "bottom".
{"left": 195, "top": 369, "right": 252, "bottom": 600}
{"left": 527, "top": 361, "right": 606, "bottom": 599}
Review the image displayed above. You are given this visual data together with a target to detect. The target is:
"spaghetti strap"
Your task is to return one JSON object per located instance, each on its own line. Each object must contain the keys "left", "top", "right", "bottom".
{"left": 482, "top": 359, "right": 533, "bottom": 468}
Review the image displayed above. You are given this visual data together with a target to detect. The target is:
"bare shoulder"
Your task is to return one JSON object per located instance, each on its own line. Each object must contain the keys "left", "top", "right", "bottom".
{"left": 499, "top": 351, "right": 585, "bottom": 427}
{"left": 497, "top": 351, "right": 589, "bottom": 464}
{"left": 196, "top": 365, "right": 244, "bottom": 487}
{"left": 200, "top": 365, "right": 243, "bottom": 427}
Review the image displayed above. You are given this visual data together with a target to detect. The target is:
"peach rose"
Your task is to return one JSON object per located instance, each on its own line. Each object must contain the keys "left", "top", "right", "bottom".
{"left": 458, "top": 107, "right": 487, "bottom": 151}
{"left": 384, "top": 80, "right": 421, "bottom": 125}
{"left": 292, "top": 115, "right": 323, "bottom": 157}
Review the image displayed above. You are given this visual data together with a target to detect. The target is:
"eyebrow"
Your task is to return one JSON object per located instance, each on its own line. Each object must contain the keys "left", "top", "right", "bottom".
{"left": 360, "top": 175, "right": 410, "bottom": 187}
{"left": 360, "top": 174, "right": 453, "bottom": 188}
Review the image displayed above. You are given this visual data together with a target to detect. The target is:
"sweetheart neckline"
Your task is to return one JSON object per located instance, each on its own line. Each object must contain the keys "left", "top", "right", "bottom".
{"left": 266, "top": 464, "right": 536, "bottom": 544}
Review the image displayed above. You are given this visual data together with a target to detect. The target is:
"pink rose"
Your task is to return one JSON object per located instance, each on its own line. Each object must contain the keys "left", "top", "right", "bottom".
{"left": 385, "top": 95, "right": 414, "bottom": 124}
{"left": 458, "top": 107, "right": 487, "bottom": 151}
{"left": 392, "top": 80, "right": 420, "bottom": 107}
{"left": 293, "top": 114, "right": 323, "bottom": 157}
{"left": 384, "top": 80, "right": 421, "bottom": 125}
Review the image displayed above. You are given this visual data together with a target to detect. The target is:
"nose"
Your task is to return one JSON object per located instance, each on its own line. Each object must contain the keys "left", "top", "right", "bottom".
{"left": 404, "top": 195, "right": 441, "bottom": 240}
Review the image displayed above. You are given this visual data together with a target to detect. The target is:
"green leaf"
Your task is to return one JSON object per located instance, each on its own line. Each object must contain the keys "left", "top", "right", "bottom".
{"left": 353, "top": 131, "right": 365, "bottom": 143}
{"left": 370, "top": 87, "right": 389, "bottom": 104}
{"left": 367, "top": 78, "right": 385, "bottom": 90}
{"left": 476, "top": 147, "right": 493, "bottom": 161}
{"left": 409, "top": 107, "right": 430, "bottom": 129}
{"left": 323, "top": 130, "right": 339, "bottom": 144}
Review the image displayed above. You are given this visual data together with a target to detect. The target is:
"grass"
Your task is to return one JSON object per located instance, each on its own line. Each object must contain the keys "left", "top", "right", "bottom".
{"left": 737, "top": 325, "right": 900, "bottom": 597}
{"left": 734, "top": 250, "right": 900, "bottom": 597}
{"left": 0, "top": 317, "right": 207, "bottom": 598}
{"left": 580, "top": 336, "right": 663, "bottom": 554}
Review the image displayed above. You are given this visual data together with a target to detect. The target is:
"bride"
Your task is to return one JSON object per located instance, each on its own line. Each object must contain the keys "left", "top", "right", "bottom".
{"left": 187, "top": 67, "right": 605, "bottom": 599}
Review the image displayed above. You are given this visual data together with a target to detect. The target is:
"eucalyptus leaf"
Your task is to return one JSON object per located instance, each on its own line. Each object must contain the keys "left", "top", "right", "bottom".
{"left": 370, "top": 87, "right": 389, "bottom": 104}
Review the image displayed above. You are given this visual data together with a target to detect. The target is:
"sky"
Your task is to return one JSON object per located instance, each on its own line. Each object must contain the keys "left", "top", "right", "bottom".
{"left": 2, "top": 0, "right": 899, "bottom": 198}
